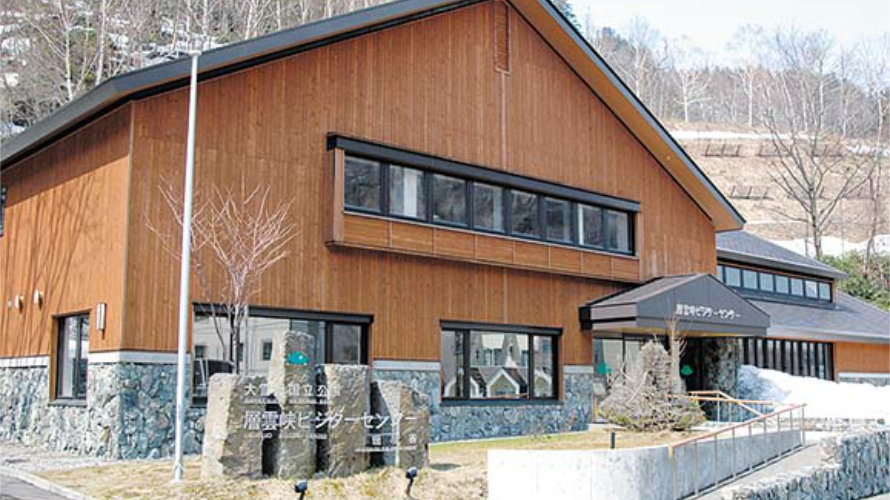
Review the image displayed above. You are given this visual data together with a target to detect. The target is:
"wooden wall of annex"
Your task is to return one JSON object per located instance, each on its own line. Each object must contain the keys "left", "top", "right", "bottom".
{"left": 0, "top": 107, "right": 131, "bottom": 357}
{"left": 122, "top": 1, "right": 716, "bottom": 364}
{"left": 834, "top": 341, "right": 890, "bottom": 376}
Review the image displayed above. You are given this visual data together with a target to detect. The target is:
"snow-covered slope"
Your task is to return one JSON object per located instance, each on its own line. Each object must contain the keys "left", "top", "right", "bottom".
{"left": 737, "top": 365, "right": 890, "bottom": 420}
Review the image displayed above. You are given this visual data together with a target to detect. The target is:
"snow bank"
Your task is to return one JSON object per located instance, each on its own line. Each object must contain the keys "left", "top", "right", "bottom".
{"left": 737, "top": 365, "right": 890, "bottom": 420}
{"left": 774, "top": 235, "right": 890, "bottom": 257}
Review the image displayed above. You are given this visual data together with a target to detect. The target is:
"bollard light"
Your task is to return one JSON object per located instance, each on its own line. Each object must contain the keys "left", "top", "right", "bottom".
{"left": 295, "top": 479, "right": 308, "bottom": 500}
{"left": 610, "top": 430, "right": 616, "bottom": 449}
{"left": 405, "top": 467, "right": 418, "bottom": 497}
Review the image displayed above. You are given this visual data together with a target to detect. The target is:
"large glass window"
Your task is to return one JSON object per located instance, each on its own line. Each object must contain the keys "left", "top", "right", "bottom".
{"left": 605, "top": 210, "right": 631, "bottom": 252}
{"left": 441, "top": 326, "right": 558, "bottom": 400}
{"left": 192, "top": 307, "right": 369, "bottom": 404}
{"left": 805, "top": 280, "right": 819, "bottom": 299}
{"left": 56, "top": 314, "right": 90, "bottom": 400}
{"left": 473, "top": 182, "right": 504, "bottom": 232}
{"left": 342, "top": 153, "right": 636, "bottom": 257}
{"left": 775, "top": 275, "right": 790, "bottom": 294}
{"left": 759, "top": 272, "right": 775, "bottom": 293}
{"left": 389, "top": 165, "right": 426, "bottom": 219}
{"left": 719, "top": 264, "right": 833, "bottom": 304}
{"left": 578, "top": 204, "right": 603, "bottom": 248}
{"left": 741, "top": 338, "right": 833, "bottom": 380}
{"left": 432, "top": 174, "right": 467, "bottom": 225}
{"left": 510, "top": 190, "right": 540, "bottom": 238}
{"left": 724, "top": 267, "right": 742, "bottom": 287}
{"left": 344, "top": 157, "right": 381, "bottom": 211}
{"left": 544, "top": 197, "right": 572, "bottom": 243}
{"left": 742, "top": 269, "right": 758, "bottom": 290}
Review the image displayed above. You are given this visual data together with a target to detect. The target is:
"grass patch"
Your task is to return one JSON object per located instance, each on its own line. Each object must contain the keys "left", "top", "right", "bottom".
{"left": 39, "top": 428, "right": 697, "bottom": 499}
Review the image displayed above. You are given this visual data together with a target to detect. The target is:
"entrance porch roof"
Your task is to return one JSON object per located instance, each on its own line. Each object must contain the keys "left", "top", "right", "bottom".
{"left": 580, "top": 273, "right": 770, "bottom": 337}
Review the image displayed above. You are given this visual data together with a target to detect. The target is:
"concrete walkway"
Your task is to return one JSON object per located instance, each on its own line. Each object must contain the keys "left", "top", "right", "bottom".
{"left": 698, "top": 434, "right": 831, "bottom": 499}
{"left": 0, "top": 475, "right": 69, "bottom": 500}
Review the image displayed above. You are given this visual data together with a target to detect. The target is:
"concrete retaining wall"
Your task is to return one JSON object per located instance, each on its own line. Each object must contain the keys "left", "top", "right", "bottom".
{"left": 722, "top": 429, "right": 890, "bottom": 500}
{"left": 488, "top": 429, "right": 802, "bottom": 500}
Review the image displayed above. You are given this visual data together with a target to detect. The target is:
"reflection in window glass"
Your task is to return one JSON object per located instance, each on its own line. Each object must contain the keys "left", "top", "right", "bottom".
{"left": 742, "top": 269, "right": 758, "bottom": 289}
{"left": 818, "top": 282, "right": 831, "bottom": 301}
{"left": 724, "top": 267, "right": 741, "bottom": 287}
{"left": 545, "top": 197, "right": 572, "bottom": 242}
{"left": 472, "top": 182, "right": 504, "bottom": 232}
{"left": 623, "top": 340, "right": 644, "bottom": 376}
{"left": 593, "top": 339, "right": 622, "bottom": 411}
{"left": 510, "top": 190, "right": 540, "bottom": 237}
{"left": 344, "top": 157, "right": 381, "bottom": 211}
{"left": 578, "top": 205, "right": 603, "bottom": 248}
{"left": 533, "top": 337, "right": 554, "bottom": 398}
{"left": 56, "top": 314, "right": 89, "bottom": 399}
{"left": 717, "top": 265, "right": 725, "bottom": 282}
{"left": 759, "top": 272, "right": 775, "bottom": 292}
{"left": 441, "top": 331, "right": 464, "bottom": 398}
{"left": 262, "top": 341, "right": 273, "bottom": 361}
{"left": 389, "top": 165, "right": 426, "bottom": 219}
{"left": 331, "top": 323, "right": 362, "bottom": 364}
{"left": 469, "top": 332, "right": 529, "bottom": 399}
{"left": 605, "top": 210, "right": 630, "bottom": 252}
{"left": 433, "top": 174, "right": 467, "bottom": 225}
{"left": 805, "top": 280, "right": 819, "bottom": 298}
{"left": 790, "top": 278, "right": 804, "bottom": 296}
{"left": 775, "top": 275, "right": 790, "bottom": 294}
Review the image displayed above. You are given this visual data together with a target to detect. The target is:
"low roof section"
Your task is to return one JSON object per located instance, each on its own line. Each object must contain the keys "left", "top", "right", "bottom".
{"left": 580, "top": 274, "right": 770, "bottom": 337}
{"left": 0, "top": 0, "right": 744, "bottom": 231}
{"left": 753, "top": 292, "right": 889, "bottom": 345}
{"left": 717, "top": 230, "right": 847, "bottom": 281}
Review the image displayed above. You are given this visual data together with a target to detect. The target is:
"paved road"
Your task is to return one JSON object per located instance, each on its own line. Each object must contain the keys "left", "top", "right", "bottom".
{"left": 0, "top": 475, "right": 68, "bottom": 500}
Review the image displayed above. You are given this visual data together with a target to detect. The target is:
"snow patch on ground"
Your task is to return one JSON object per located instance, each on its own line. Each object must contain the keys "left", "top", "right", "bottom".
{"left": 773, "top": 234, "right": 890, "bottom": 257}
{"left": 738, "top": 365, "right": 890, "bottom": 420}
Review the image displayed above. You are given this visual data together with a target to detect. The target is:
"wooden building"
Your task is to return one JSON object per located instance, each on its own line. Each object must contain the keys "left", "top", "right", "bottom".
{"left": 1, "top": 0, "right": 885, "bottom": 459}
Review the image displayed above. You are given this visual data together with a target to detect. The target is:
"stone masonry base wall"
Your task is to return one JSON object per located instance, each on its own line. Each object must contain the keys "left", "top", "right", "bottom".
{"left": 0, "top": 362, "right": 203, "bottom": 459}
{"left": 723, "top": 429, "right": 890, "bottom": 500}
{"left": 372, "top": 367, "right": 595, "bottom": 441}
{"left": 2, "top": 362, "right": 594, "bottom": 457}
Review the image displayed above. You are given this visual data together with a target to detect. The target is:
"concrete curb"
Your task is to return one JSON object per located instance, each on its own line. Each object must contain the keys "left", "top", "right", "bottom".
{"left": 0, "top": 466, "right": 97, "bottom": 500}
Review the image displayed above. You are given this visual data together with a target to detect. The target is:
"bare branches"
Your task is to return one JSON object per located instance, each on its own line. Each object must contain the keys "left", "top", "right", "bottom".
{"left": 146, "top": 178, "right": 296, "bottom": 371}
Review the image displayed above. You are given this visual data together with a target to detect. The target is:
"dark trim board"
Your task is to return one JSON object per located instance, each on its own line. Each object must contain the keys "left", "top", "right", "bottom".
{"left": 193, "top": 303, "right": 374, "bottom": 325}
{"left": 440, "top": 320, "right": 562, "bottom": 336}
{"left": 329, "top": 134, "right": 641, "bottom": 212}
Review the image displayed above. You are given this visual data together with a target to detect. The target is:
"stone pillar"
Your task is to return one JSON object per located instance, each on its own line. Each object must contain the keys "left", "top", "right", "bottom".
{"left": 370, "top": 380, "right": 430, "bottom": 468}
{"left": 317, "top": 365, "right": 370, "bottom": 477}
{"left": 201, "top": 374, "right": 266, "bottom": 479}
{"left": 266, "top": 330, "right": 317, "bottom": 479}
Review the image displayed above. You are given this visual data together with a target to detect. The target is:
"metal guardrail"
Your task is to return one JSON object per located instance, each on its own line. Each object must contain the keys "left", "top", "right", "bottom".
{"left": 667, "top": 394, "right": 806, "bottom": 499}
{"left": 685, "top": 390, "right": 780, "bottom": 423}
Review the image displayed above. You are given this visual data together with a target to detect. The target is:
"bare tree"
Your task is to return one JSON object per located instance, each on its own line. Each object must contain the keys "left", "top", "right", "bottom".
{"left": 668, "top": 37, "right": 711, "bottom": 123}
{"left": 148, "top": 180, "right": 296, "bottom": 372}
{"left": 762, "top": 28, "right": 876, "bottom": 259}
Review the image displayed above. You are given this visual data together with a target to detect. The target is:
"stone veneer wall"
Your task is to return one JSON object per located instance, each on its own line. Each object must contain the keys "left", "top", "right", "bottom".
{"left": 698, "top": 338, "right": 740, "bottom": 398}
{"left": 723, "top": 429, "right": 890, "bottom": 500}
{"left": 0, "top": 360, "right": 204, "bottom": 459}
{"left": 372, "top": 365, "right": 595, "bottom": 441}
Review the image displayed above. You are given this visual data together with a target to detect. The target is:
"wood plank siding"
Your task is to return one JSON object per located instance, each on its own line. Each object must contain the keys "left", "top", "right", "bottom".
{"left": 834, "top": 341, "right": 890, "bottom": 376}
{"left": 120, "top": 1, "right": 715, "bottom": 366}
{"left": 0, "top": 106, "right": 131, "bottom": 357}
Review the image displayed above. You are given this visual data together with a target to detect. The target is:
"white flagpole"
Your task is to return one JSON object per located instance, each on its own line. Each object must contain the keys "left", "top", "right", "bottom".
{"left": 173, "top": 50, "right": 200, "bottom": 483}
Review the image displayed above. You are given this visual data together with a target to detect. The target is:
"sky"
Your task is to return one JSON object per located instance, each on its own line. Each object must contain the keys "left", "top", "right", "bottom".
{"left": 570, "top": 0, "right": 890, "bottom": 64}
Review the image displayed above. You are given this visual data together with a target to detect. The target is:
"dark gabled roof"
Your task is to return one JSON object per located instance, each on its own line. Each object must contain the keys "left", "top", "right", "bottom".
{"left": 753, "top": 292, "right": 889, "bottom": 345}
{"left": 717, "top": 230, "right": 847, "bottom": 280}
{"left": 582, "top": 273, "right": 770, "bottom": 336}
{"left": 0, "top": 0, "right": 745, "bottom": 231}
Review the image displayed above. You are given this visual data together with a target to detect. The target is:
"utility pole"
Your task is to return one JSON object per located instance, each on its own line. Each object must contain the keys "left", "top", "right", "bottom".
{"left": 173, "top": 50, "right": 200, "bottom": 483}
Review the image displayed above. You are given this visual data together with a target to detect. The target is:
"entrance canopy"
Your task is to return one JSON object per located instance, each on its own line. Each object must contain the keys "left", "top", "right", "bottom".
{"left": 580, "top": 273, "right": 769, "bottom": 337}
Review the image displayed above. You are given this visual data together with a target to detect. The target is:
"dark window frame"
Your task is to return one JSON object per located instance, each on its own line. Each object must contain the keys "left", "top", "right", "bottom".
{"left": 718, "top": 263, "right": 833, "bottom": 304}
{"left": 54, "top": 312, "right": 90, "bottom": 401}
{"left": 339, "top": 148, "right": 636, "bottom": 257}
{"left": 744, "top": 338, "right": 833, "bottom": 381}
{"left": 440, "top": 322, "right": 560, "bottom": 403}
